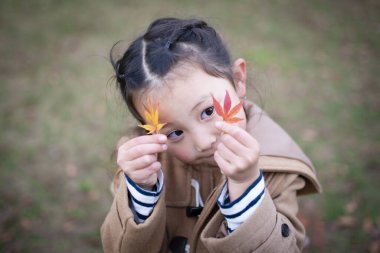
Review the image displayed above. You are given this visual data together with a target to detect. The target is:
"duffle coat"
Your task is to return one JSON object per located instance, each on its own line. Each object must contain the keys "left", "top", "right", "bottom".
{"left": 101, "top": 101, "right": 322, "bottom": 253}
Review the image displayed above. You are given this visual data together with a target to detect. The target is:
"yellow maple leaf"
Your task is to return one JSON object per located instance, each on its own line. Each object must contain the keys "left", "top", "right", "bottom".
{"left": 138, "top": 99, "right": 166, "bottom": 134}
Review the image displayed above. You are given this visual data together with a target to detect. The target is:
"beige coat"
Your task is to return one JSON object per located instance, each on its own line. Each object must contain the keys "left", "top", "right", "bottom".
{"left": 101, "top": 101, "right": 322, "bottom": 253}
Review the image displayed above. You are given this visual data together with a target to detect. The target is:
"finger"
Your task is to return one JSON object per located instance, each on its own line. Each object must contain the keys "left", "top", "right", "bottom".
{"left": 217, "top": 143, "right": 250, "bottom": 173}
{"left": 128, "top": 162, "right": 161, "bottom": 184}
{"left": 216, "top": 142, "right": 243, "bottom": 167}
{"left": 214, "top": 151, "right": 234, "bottom": 175}
{"left": 220, "top": 133, "right": 260, "bottom": 171}
{"left": 118, "top": 143, "right": 167, "bottom": 161}
{"left": 219, "top": 133, "right": 250, "bottom": 157}
{"left": 120, "top": 134, "right": 167, "bottom": 150}
{"left": 215, "top": 121, "right": 257, "bottom": 148}
{"left": 119, "top": 154, "right": 157, "bottom": 172}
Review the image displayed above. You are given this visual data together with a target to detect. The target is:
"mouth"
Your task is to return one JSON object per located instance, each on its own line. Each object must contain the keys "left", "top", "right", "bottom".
{"left": 196, "top": 151, "right": 216, "bottom": 164}
{"left": 200, "top": 150, "right": 215, "bottom": 159}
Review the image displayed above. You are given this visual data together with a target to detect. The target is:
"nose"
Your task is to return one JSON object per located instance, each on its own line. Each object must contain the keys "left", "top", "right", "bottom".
{"left": 194, "top": 131, "right": 216, "bottom": 152}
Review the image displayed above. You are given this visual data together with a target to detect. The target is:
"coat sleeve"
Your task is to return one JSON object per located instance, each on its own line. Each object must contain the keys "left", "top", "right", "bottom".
{"left": 100, "top": 171, "right": 168, "bottom": 253}
{"left": 199, "top": 173, "right": 307, "bottom": 253}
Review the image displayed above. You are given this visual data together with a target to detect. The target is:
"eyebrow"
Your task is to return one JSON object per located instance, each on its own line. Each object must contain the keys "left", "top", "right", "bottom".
{"left": 191, "top": 95, "right": 211, "bottom": 112}
{"left": 161, "top": 122, "right": 173, "bottom": 132}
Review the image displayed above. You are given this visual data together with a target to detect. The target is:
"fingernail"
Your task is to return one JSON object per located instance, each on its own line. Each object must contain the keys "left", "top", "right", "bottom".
{"left": 162, "top": 144, "right": 167, "bottom": 150}
{"left": 158, "top": 135, "right": 166, "bottom": 142}
{"left": 215, "top": 121, "right": 222, "bottom": 128}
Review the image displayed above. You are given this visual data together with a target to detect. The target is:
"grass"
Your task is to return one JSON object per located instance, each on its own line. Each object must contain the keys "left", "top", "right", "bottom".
{"left": 0, "top": 0, "right": 379, "bottom": 252}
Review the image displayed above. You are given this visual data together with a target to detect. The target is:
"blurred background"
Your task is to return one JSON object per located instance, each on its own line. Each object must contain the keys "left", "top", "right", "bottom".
{"left": 0, "top": 0, "right": 379, "bottom": 252}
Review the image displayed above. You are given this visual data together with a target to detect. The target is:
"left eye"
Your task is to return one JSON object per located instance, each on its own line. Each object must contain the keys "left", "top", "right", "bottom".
{"left": 201, "top": 106, "right": 214, "bottom": 120}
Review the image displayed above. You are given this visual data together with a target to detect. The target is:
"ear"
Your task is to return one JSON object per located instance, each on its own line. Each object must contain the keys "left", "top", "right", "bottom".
{"left": 232, "top": 58, "right": 247, "bottom": 99}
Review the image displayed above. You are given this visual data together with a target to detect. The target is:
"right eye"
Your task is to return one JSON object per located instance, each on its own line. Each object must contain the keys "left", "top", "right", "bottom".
{"left": 167, "top": 130, "right": 183, "bottom": 141}
{"left": 201, "top": 106, "right": 214, "bottom": 120}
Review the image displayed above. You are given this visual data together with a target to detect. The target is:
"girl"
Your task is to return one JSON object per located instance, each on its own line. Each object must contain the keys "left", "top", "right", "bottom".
{"left": 101, "top": 17, "right": 321, "bottom": 253}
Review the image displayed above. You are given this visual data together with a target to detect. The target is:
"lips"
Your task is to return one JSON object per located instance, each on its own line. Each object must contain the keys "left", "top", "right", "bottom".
{"left": 189, "top": 149, "right": 217, "bottom": 165}
{"left": 200, "top": 150, "right": 215, "bottom": 159}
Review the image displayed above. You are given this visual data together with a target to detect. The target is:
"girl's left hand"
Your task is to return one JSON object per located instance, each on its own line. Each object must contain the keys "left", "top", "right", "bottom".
{"left": 214, "top": 121, "right": 261, "bottom": 201}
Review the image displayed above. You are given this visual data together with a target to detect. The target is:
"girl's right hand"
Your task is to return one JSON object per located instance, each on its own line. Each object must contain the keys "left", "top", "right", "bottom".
{"left": 117, "top": 134, "right": 167, "bottom": 190}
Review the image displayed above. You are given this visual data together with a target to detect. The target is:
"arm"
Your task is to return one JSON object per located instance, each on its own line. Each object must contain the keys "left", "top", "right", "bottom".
{"left": 204, "top": 122, "right": 305, "bottom": 252}
{"left": 125, "top": 169, "right": 164, "bottom": 223}
{"left": 216, "top": 171, "right": 265, "bottom": 233}
{"left": 213, "top": 120, "right": 263, "bottom": 234}
{"left": 100, "top": 169, "right": 168, "bottom": 253}
{"left": 100, "top": 135, "right": 169, "bottom": 253}
{"left": 200, "top": 172, "right": 306, "bottom": 253}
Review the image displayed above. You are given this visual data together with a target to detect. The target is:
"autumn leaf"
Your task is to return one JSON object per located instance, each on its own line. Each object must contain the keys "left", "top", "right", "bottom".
{"left": 138, "top": 99, "right": 166, "bottom": 134}
{"left": 212, "top": 90, "right": 243, "bottom": 123}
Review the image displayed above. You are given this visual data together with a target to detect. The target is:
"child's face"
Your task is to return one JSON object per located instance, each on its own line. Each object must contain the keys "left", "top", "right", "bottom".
{"left": 136, "top": 65, "right": 247, "bottom": 166}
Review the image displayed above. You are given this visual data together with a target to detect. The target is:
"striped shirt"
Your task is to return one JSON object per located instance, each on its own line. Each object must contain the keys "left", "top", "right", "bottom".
{"left": 217, "top": 171, "right": 265, "bottom": 233}
{"left": 125, "top": 169, "right": 265, "bottom": 231}
{"left": 125, "top": 170, "right": 164, "bottom": 224}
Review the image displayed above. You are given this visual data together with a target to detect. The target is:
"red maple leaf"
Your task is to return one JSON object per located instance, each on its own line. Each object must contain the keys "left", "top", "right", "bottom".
{"left": 212, "top": 90, "right": 243, "bottom": 123}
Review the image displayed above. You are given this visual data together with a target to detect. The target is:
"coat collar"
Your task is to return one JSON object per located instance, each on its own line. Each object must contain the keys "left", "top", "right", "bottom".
{"left": 244, "top": 100, "right": 315, "bottom": 172}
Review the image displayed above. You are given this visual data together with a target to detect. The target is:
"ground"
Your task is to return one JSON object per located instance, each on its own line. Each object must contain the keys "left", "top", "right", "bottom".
{"left": 0, "top": 0, "right": 379, "bottom": 252}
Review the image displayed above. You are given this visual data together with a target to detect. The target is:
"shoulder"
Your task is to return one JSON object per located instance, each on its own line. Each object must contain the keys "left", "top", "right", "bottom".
{"left": 259, "top": 155, "right": 322, "bottom": 195}
{"left": 244, "top": 101, "right": 314, "bottom": 171}
{"left": 244, "top": 101, "right": 322, "bottom": 194}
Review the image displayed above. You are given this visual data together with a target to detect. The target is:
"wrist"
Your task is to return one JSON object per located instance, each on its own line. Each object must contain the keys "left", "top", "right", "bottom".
{"left": 125, "top": 172, "right": 158, "bottom": 191}
{"left": 125, "top": 170, "right": 163, "bottom": 194}
{"left": 227, "top": 169, "right": 260, "bottom": 202}
{"left": 137, "top": 182, "right": 156, "bottom": 191}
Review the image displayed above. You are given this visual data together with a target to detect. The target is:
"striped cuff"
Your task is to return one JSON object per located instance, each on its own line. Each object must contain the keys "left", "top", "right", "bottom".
{"left": 125, "top": 170, "right": 164, "bottom": 224}
{"left": 217, "top": 171, "right": 265, "bottom": 233}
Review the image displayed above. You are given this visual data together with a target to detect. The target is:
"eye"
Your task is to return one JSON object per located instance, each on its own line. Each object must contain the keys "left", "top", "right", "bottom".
{"left": 167, "top": 130, "right": 183, "bottom": 140}
{"left": 201, "top": 106, "right": 214, "bottom": 120}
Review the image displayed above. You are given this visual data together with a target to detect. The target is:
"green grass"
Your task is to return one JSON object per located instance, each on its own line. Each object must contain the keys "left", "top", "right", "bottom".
{"left": 0, "top": 0, "right": 379, "bottom": 252}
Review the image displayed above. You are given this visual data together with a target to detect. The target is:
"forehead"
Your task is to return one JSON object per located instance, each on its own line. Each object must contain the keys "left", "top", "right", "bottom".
{"left": 166, "top": 68, "right": 230, "bottom": 99}
{"left": 134, "top": 64, "right": 235, "bottom": 119}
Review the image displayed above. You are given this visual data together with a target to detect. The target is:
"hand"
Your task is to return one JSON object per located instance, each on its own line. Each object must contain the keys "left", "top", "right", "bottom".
{"left": 117, "top": 134, "right": 167, "bottom": 190}
{"left": 214, "top": 121, "right": 260, "bottom": 201}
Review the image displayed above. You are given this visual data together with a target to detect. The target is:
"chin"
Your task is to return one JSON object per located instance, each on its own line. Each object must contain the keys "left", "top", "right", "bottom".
{"left": 195, "top": 157, "right": 218, "bottom": 166}
{"left": 175, "top": 154, "right": 217, "bottom": 167}
{"left": 205, "top": 160, "right": 218, "bottom": 167}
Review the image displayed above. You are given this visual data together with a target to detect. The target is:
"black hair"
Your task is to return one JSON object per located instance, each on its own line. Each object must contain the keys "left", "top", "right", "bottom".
{"left": 110, "top": 17, "right": 235, "bottom": 123}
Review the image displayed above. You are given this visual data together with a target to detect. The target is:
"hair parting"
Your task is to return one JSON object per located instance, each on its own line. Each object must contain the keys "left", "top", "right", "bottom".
{"left": 110, "top": 17, "right": 236, "bottom": 123}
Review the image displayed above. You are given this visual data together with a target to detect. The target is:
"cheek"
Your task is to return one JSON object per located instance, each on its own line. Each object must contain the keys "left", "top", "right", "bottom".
{"left": 168, "top": 145, "right": 195, "bottom": 163}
